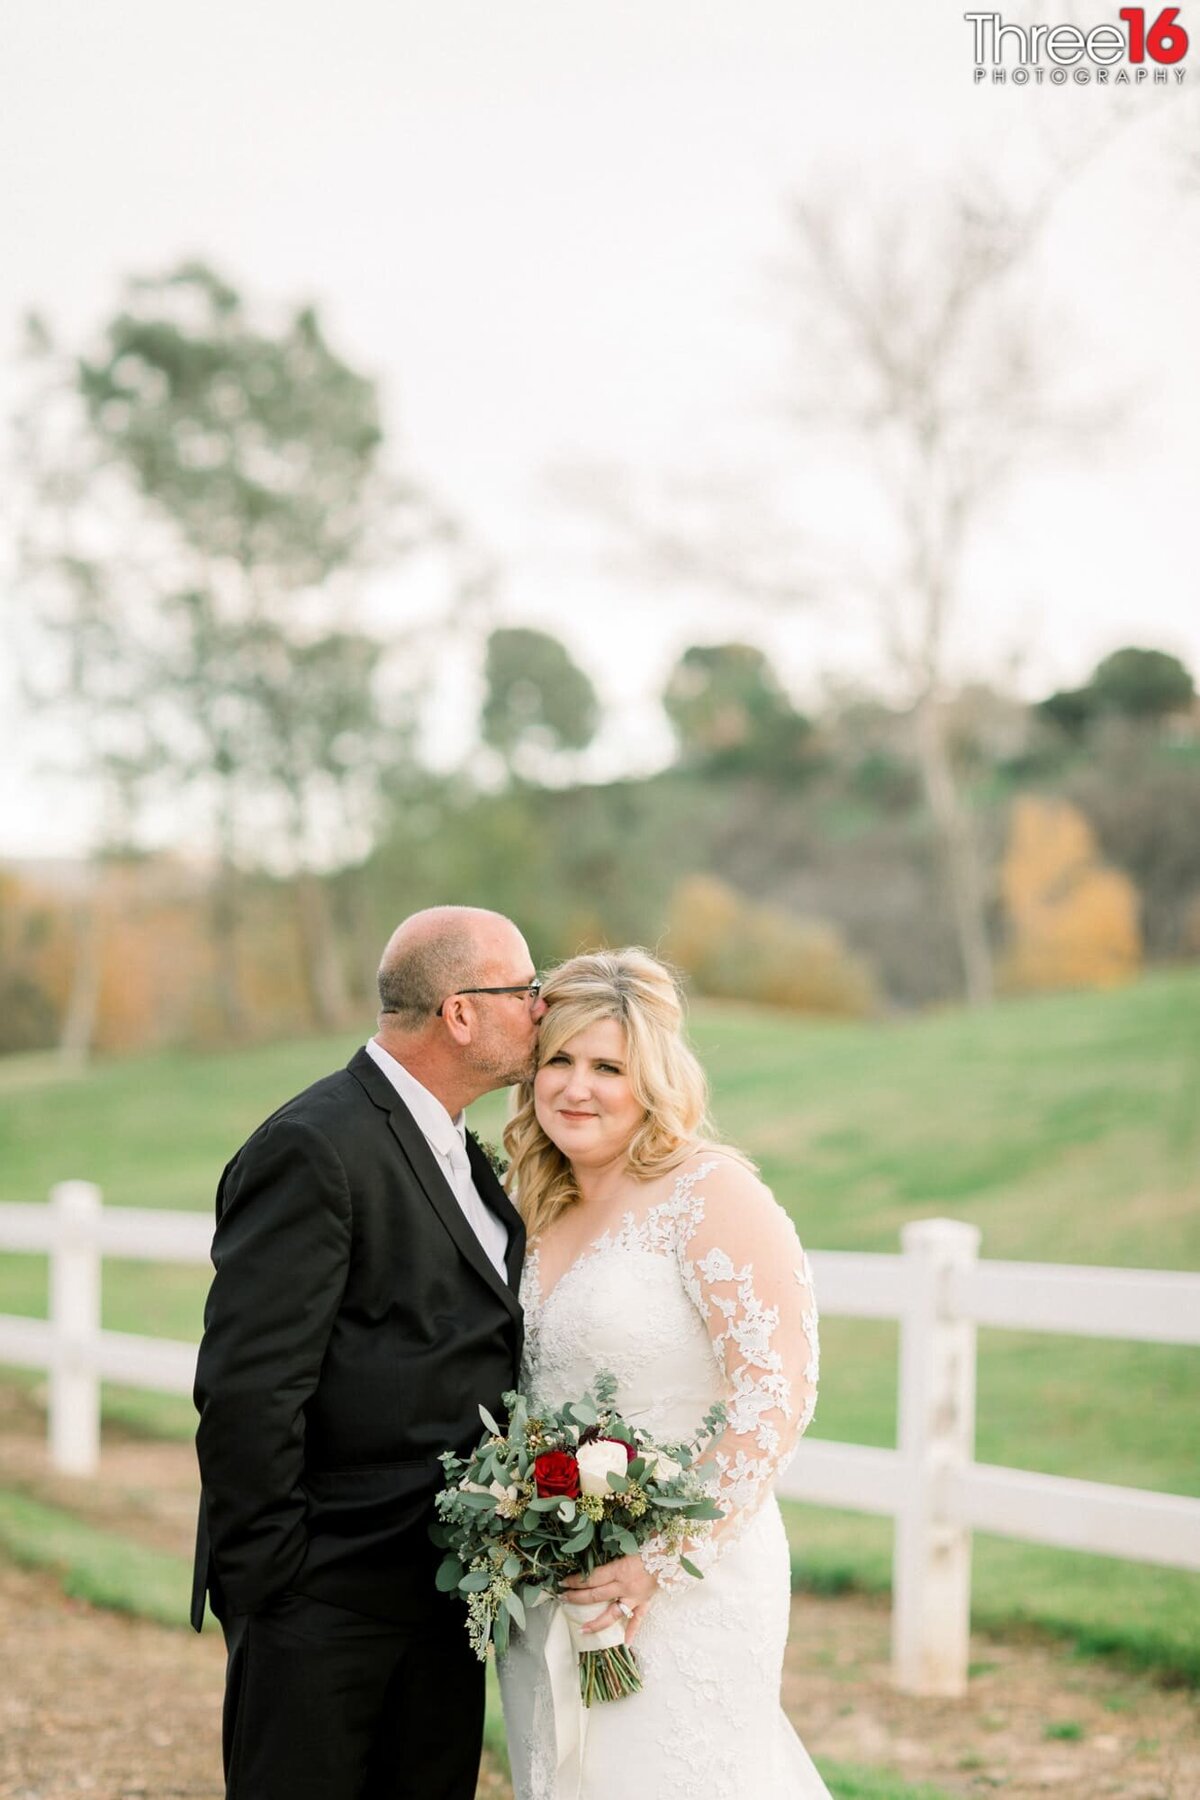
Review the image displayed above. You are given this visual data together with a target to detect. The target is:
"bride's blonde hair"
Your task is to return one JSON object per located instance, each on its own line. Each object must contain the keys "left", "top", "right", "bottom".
{"left": 504, "top": 947, "right": 747, "bottom": 1242}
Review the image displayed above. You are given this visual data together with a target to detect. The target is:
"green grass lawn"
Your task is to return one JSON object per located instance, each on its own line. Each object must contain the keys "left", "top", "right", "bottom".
{"left": 2, "top": 968, "right": 1198, "bottom": 1680}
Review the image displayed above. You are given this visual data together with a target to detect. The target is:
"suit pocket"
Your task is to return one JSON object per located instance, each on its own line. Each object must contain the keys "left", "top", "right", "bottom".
{"left": 302, "top": 1460, "right": 440, "bottom": 1539}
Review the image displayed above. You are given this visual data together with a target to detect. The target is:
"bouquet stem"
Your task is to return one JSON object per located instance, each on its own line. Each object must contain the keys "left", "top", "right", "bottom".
{"left": 579, "top": 1643, "right": 641, "bottom": 1706}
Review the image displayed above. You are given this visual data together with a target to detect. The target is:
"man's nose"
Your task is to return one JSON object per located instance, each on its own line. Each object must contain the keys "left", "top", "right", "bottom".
{"left": 531, "top": 996, "right": 548, "bottom": 1023}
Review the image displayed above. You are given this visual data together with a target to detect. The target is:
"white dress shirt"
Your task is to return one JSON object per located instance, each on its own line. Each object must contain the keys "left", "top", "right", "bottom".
{"left": 364, "top": 1038, "right": 510, "bottom": 1280}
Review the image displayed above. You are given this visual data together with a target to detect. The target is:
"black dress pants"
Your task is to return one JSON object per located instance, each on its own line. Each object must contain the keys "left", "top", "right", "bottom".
{"left": 221, "top": 1591, "right": 484, "bottom": 1800}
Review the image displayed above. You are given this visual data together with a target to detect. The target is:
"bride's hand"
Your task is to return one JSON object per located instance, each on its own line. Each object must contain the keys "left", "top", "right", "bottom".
{"left": 559, "top": 1553, "right": 658, "bottom": 1646}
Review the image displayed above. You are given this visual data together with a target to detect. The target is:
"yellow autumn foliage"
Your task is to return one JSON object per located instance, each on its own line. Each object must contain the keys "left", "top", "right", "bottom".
{"left": 1, "top": 860, "right": 329, "bottom": 1054}
{"left": 664, "top": 873, "right": 876, "bottom": 1016}
{"left": 1000, "top": 795, "right": 1141, "bottom": 993}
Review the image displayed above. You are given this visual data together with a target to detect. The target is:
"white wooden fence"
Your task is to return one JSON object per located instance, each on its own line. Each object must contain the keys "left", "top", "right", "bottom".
{"left": 1, "top": 1187, "right": 1199, "bottom": 1696}
{"left": 0, "top": 1183, "right": 210, "bottom": 1475}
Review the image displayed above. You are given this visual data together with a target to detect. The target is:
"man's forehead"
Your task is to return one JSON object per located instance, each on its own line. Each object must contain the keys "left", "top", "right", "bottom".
{"left": 476, "top": 920, "right": 530, "bottom": 966}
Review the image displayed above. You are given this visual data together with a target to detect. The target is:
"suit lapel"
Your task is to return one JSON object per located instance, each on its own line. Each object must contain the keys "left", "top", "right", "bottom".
{"left": 348, "top": 1049, "right": 522, "bottom": 1328}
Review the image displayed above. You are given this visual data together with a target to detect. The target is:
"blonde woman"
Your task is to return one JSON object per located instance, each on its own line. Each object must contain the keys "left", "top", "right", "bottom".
{"left": 496, "top": 948, "right": 828, "bottom": 1800}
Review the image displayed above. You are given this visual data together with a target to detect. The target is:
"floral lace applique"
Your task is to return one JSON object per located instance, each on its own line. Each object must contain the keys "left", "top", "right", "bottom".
{"left": 643, "top": 1168, "right": 819, "bottom": 1587}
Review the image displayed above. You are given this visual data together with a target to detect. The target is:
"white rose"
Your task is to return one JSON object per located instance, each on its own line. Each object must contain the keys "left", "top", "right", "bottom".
{"left": 461, "top": 1479, "right": 520, "bottom": 1505}
{"left": 575, "top": 1439, "right": 629, "bottom": 1496}
{"left": 645, "top": 1450, "right": 683, "bottom": 1484}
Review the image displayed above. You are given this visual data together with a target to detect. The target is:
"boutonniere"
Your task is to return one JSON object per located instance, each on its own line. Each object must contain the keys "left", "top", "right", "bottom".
{"left": 468, "top": 1130, "right": 509, "bottom": 1180}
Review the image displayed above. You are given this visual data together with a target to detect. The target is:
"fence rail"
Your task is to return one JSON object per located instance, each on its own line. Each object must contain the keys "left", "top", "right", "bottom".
{"left": 2, "top": 1185, "right": 1199, "bottom": 1695}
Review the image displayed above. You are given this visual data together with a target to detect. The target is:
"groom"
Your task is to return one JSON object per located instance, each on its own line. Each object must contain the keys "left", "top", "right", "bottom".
{"left": 192, "top": 906, "right": 543, "bottom": 1800}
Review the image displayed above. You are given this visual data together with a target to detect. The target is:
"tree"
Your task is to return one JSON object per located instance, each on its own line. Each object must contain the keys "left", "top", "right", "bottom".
{"left": 1039, "top": 645, "right": 1195, "bottom": 744}
{"left": 1068, "top": 755, "right": 1200, "bottom": 959}
{"left": 240, "top": 622, "right": 403, "bottom": 1026}
{"left": 481, "top": 627, "right": 599, "bottom": 782}
{"left": 1036, "top": 683, "right": 1096, "bottom": 741}
{"left": 1090, "top": 646, "right": 1195, "bottom": 722}
{"left": 662, "top": 643, "right": 811, "bottom": 776}
{"left": 0, "top": 871, "right": 59, "bottom": 1054}
{"left": 567, "top": 181, "right": 1103, "bottom": 1005}
{"left": 770, "top": 187, "right": 1101, "bottom": 1006}
{"left": 14, "top": 261, "right": 460, "bottom": 1042}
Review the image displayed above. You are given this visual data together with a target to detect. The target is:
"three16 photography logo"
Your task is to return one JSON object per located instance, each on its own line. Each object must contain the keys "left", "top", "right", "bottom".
{"left": 965, "top": 7, "right": 1190, "bottom": 81}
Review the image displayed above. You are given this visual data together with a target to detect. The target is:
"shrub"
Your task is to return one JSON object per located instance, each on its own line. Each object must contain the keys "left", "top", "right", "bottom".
{"left": 999, "top": 796, "right": 1141, "bottom": 993}
{"left": 664, "top": 874, "right": 876, "bottom": 1016}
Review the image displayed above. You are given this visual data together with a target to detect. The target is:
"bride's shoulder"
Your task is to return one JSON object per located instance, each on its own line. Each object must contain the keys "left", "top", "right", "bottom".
{"left": 674, "top": 1146, "right": 775, "bottom": 1212}
{"left": 678, "top": 1146, "right": 806, "bottom": 1249}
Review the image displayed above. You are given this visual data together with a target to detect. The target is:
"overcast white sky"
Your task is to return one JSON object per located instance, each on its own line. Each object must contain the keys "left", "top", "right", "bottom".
{"left": 2, "top": 2, "right": 1197, "bottom": 855}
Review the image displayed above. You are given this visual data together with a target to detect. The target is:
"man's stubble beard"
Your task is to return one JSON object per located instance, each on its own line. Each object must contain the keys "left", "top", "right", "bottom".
{"left": 467, "top": 1032, "right": 538, "bottom": 1093}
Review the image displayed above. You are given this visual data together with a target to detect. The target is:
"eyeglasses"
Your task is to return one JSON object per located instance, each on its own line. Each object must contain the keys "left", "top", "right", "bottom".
{"left": 435, "top": 979, "right": 543, "bottom": 1018}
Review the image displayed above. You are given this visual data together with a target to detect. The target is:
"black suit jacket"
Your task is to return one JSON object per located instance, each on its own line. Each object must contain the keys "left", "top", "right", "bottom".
{"left": 191, "top": 1047, "right": 524, "bottom": 1629}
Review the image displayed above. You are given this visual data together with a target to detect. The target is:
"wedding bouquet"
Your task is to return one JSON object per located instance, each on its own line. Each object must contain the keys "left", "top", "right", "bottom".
{"left": 431, "top": 1372, "right": 724, "bottom": 1705}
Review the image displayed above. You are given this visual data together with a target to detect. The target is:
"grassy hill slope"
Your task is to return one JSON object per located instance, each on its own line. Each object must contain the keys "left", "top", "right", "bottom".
{"left": 1, "top": 967, "right": 1197, "bottom": 1675}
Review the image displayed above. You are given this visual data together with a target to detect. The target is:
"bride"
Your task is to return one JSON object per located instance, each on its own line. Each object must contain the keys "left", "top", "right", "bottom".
{"left": 497, "top": 948, "right": 830, "bottom": 1799}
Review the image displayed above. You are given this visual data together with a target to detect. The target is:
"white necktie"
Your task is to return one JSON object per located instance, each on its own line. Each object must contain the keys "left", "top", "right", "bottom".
{"left": 445, "top": 1133, "right": 509, "bottom": 1281}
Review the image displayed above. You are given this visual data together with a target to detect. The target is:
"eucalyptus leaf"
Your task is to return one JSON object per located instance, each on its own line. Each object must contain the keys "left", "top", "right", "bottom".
{"left": 435, "top": 1556, "right": 464, "bottom": 1592}
{"left": 503, "top": 1589, "right": 527, "bottom": 1628}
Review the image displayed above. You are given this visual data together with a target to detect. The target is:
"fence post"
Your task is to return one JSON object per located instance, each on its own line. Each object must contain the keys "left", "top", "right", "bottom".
{"left": 892, "top": 1216, "right": 980, "bottom": 1696}
{"left": 49, "top": 1180, "right": 102, "bottom": 1475}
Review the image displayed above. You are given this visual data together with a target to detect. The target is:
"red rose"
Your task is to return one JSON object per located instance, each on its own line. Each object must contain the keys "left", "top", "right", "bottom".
{"left": 534, "top": 1450, "right": 581, "bottom": 1499}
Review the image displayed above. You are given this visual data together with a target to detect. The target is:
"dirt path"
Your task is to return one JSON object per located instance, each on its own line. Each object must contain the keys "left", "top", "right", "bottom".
{"left": 1, "top": 1394, "right": 1197, "bottom": 1800}
{"left": 781, "top": 1591, "right": 1199, "bottom": 1799}
{"left": 0, "top": 1557, "right": 227, "bottom": 1800}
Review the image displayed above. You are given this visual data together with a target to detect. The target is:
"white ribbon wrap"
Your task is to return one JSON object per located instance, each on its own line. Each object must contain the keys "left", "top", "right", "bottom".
{"left": 545, "top": 1598, "right": 627, "bottom": 1800}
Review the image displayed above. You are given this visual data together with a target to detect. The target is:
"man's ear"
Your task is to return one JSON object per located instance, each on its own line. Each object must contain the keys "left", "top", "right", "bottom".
{"left": 439, "top": 995, "right": 474, "bottom": 1045}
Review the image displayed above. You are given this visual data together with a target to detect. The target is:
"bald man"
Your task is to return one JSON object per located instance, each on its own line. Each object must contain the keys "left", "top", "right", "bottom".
{"left": 192, "top": 908, "right": 543, "bottom": 1800}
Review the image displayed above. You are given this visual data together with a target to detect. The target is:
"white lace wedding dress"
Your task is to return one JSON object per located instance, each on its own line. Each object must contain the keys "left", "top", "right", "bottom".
{"left": 497, "top": 1158, "right": 830, "bottom": 1799}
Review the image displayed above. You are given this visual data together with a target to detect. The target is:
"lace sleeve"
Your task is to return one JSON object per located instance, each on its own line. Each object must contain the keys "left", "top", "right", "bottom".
{"left": 643, "top": 1157, "right": 819, "bottom": 1585}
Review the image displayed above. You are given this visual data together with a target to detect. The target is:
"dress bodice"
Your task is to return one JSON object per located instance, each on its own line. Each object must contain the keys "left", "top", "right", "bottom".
{"left": 521, "top": 1189, "right": 725, "bottom": 1444}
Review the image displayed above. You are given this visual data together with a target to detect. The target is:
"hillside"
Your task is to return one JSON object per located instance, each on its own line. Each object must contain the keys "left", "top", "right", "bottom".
{"left": 1, "top": 969, "right": 1197, "bottom": 1675}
